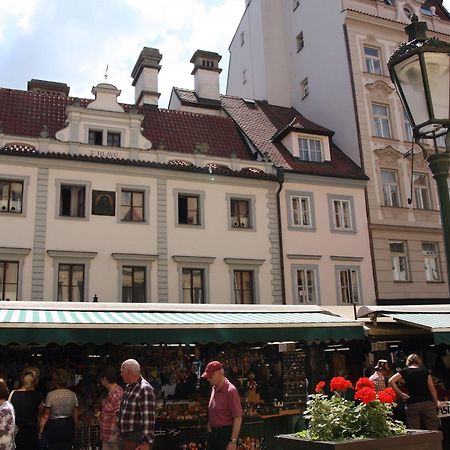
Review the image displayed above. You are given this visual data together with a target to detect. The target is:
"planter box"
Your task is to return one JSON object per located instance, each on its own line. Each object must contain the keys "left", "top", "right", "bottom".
{"left": 275, "top": 430, "right": 443, "bottom": 450}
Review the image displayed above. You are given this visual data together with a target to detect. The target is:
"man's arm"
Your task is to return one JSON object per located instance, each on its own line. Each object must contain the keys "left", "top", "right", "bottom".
{"left": 226, "top": 415, "right": 242, "bottom": 450}
{"left": 139, "top": 385, "right": 155, "bottom": 449}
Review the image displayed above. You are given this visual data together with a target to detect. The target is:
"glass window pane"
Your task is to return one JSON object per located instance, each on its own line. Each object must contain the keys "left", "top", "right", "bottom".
{"left": 133, "top": 192, "right": 144, "bottom": 207}
{"left": 121, "top": 206, "right": 132, "bottom": 221}
{"left": 122, "top": 267, "right": 132, "bottom": 287}
{"left": 10, "top": 182, "right": 23, "bottom": 213}
{"left": 121, "top": 191, "right": 131, "bottom": 206}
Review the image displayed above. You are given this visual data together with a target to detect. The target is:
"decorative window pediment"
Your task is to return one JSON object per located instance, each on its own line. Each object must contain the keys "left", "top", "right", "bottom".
{"left": 374, "top": 146, "right": 403, "bottom": 165}
{"left": 365, "top": 80, "right": 394, "bottom": 98}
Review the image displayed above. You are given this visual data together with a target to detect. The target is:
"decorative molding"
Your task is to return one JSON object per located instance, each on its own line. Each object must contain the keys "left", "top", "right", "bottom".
{"left": 0, "top": 247, "right": 31, "bottom": 256}
{"left": 47, "top": 250, "right": 97, "bottom": 259}
{"left": 112, "top": 253, "right": 158, "bottom": 261}
{"left": 374, "top": 145, "right": 403, "bottom": 166}
{"left": 287, "top": 254, "right": 322, "bottom": 260}
{"left": 330, "top": 256, "right": 364, "bottom": 262}
{"left": 365, "top": 80, "right": 394, "bottom": 97}
{"left": 224, "top": 258, "right": 265, "bottom": 266}
{"left": 172, "top": 256, "right": 216, "bottom": 264}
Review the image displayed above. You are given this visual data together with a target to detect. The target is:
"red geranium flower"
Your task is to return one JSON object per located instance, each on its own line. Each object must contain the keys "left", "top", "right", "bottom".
{"left": 355, "top": 377, "right": 375, "bottom": 391}
{"left": 315, "top": 381, "right": 325, "bottom": 393}
{"left": 378, "top": 387, "right": 397, "bottom": 403}
{"left": 330, "top": 376, "right": 353, "bottom": 392}
{"left": 355, "top": 387, "right": 377, "bottom": 404}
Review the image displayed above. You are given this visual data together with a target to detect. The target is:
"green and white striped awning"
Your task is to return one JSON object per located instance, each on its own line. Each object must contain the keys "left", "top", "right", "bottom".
{"left": 0, "top": 303, "right": 365, "bottom": 345}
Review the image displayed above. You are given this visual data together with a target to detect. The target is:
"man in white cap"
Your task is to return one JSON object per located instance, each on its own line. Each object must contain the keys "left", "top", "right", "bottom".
{"left": 202, "top": 361, "right": 242, "bottom": 450}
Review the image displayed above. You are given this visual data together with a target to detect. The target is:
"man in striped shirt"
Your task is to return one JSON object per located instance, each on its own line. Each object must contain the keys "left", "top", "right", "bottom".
{"left": 118, "top": 359, "right": 155, "bottom": 450}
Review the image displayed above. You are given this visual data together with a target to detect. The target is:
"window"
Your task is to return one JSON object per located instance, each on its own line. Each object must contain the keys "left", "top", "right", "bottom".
{"left": 240, "top": 31, "right": 245, "bottom": 46}
{"left": 295, "top": 267, "right": 317, "bottom": 304}
{"left": 296, "top": 32, "right": 304, "bottom": 52}
{"left": 372, "top": 104, "right": 391, "bottom": 138}
{"left": 57, "top": 264, "right": 85, "bottom": 301}
{"left": 293, "top": 0, "right": 300, "bottom": 10}
{"left": 177, "top": 194, "right": 200, "bottom": 225}
{"left": 242, "top": 69, "right": 247, "bottom": 84}
{"left": 298, "top": 138, "right": 322, "bottom": 162}
{"left": 301, "top": 78, "right": 309, "bottom": 99}
{"left": 234, "top": 270, "right": 254, "bottom": 304}
{"left": 182, "top": 268, "right": 204, "bottom": 303}
{"left": 0, "top": 261, "right": 18, "bottom": 301}
{"left": 328, "top": 195, "right": 355, "bottom": 232}
{"left": 88, "top": 130, "right": 103, "bottom": 145}
{"left": 403, "top": 110, "right": 413, "bottom": 142}
{"left": 230, "top": 198, "right": 252, "bottom": 229}
{"left": 290, "top": 194, "right": 313, "bottom": 228}
{"left": 413, "top": 173, "right": 432, "bottom": 210}
{"left": 121, "top": 190, "right": 144, "bottom": 222}
{"left": 122, "top": 266, "right": 146, "bottom": 303}
{"left": 337, "top": 267, "right": 360, "bottom": 304}
{"left": 422, "top": 243, "right": 441, "bottom": 282}
{"left": 364, "top": 46, "right": 382, "bottom": 75}
{"left": 381, "top": 169, "right": 401, "bottom": 207}
{"left": 390, "top": 241, "right": 409, "bottom": 281}
{"left": 60, "top": 184, "right": 86, "bottom": 217}
{"left": 107, "top": 132, "right": 121, "bottom": 147}
{"left": 0, "top": 180, "right": 23, "bottom": 213}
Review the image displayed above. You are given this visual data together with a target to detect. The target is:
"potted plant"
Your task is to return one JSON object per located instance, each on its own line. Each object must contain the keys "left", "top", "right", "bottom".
{"left": 276, "top": 376, "right": 443, "bottom": 450}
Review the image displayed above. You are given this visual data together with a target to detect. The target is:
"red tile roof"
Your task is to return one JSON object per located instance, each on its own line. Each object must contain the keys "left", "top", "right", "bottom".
{"left": 0, "top": 88, "right": 253, "bottom": 161}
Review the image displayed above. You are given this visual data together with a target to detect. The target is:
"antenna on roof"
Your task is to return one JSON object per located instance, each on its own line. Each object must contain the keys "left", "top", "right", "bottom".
{"left": 104, "top": 64, "right": 109, "bottom": 81}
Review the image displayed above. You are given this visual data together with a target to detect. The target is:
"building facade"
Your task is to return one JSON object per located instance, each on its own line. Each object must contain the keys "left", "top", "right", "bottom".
{"left": 227, "top": 0, "right": 450, "bottom": 303}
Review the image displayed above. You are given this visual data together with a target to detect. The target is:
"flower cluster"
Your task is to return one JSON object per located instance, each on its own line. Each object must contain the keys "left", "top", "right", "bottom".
{"left": 298, "top": 377, "right": 406, "bottom": 442}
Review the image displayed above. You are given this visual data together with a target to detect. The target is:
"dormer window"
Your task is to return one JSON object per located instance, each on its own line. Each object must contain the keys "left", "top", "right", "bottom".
{"left": 298, "top": 137, "right": 322, "bottom": 162}
{"left": 107, "top": 132, "right": 121, "bottom": 147}
{"left": 88, "top": 129, "right": 121, "bottom": 147}
{"left": 88, "top": 130, "right": 103, "bottom": 146}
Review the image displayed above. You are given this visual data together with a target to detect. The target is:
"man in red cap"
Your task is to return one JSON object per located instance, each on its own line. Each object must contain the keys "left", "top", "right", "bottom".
{"left": 202, "top": 361, "right": 242, "bottom": 450}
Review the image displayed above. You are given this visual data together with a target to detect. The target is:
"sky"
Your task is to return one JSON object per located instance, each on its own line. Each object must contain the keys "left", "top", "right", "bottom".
{"left": 1, "top": 0, "right": 450, "bottom": 108}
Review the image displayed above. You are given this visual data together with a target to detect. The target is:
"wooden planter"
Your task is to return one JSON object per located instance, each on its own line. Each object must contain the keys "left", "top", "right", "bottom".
{"left": 275, "top": 430, "right": 443, "bottom": 450}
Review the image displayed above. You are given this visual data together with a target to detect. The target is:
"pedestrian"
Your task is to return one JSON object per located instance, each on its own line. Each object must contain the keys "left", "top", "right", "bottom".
{"left": 202, "top": 361, "right": 242, "bottom": 450}
{"left": 389, "top": 353, "right": 439, "bottom": 430}
{"left": 9, "top": 367, "right": 44, "bottom": 450}
{"left": 42, "top": 368, "right": 79, "bottom": 450}
{"left": 0, "top": 378, "right": 16, "bottom": 450}
{"left": 369, "top": 359, "right": 389, "bottom": 392}
{"left": 100, "top": 366, "right": 124, "bottom": 450}
{"left": 118, "top": 359, "right": 155, "bottom": 450}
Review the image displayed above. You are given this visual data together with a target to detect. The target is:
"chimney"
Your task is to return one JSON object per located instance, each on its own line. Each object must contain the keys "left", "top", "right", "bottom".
{"left": 27, "top": 79, "right": 70, "bottom": 96}
{"left": 131, "top": 47, "right": 162, "bottom": 107}
{"left": 190, "top": 50, "right": 222, "bottom": 101}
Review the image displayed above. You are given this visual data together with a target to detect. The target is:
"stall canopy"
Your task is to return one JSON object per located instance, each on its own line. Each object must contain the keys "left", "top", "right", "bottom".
{"left": 358, "top": 305, "right": 450, "bottom": 345}
{"left": 0, "top": 302, "right": 365, "bottom": 345}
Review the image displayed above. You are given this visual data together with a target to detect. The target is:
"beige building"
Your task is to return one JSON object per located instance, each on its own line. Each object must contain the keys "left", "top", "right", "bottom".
{"left": 227, "top": 0, "right": 450, "bottom": 303}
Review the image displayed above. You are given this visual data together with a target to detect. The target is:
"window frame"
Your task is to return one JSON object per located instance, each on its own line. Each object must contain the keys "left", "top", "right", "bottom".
{"left": 47, "top": 250, "right": 96, "bottom": 302}
{"left": 57, "top": 263, "right": 85, "bottom": 302}
{"left": 174, "top": 189, "right": 205, "bottom": 228}
{"left": 301, "top": 77, "right": 309, "bottom": 99}
{"left": 380, "top": 169, "right": 401, "bottom": 207}
{"left": 227, "top": 194, "right": 256, "bottom": 231}
{"left": 286, "top": 191, "right": 316, "bottom": 231}
{"left": 389, "top": 241, "right": 410, "bottom": 282}
{"left": 293, "top": 0, "right": 300, "bottom": 11}
{"left": 335, "top": 266, "right": 362, "bottom": 305}
{"left": 422, "top": 242, "right": 441, "bottom": 282}
{"left": 413, "top": 172, "right": 432, "bottom": 210}
{"left": 327, "top": 194, "right": 357, "bottom": 233}
{"left": 224, "top": 258, "right": 264, "bottom": 304}
{"left": 291, "top": 264, "right": 320, "bottom": 304}
{"left": 0, "top": 247, "right": 29, "bottom": 301}
{"left": 117, "top": 184, "right": 150, "bottom": 224}
{"left": 240, "top": 31, "right": 245, "bottom": 46}
{"left": 172, "top": 256, "right": 215, "bottom": 304}
{"left": 0, "top": 175, "right": 29, "bottom": 217}
{"left": 0, "top": 260, "right": 19, "bottom": 301}
{"left": 296, "top": 31, "right": 304, "bottom": 53}
{"left": 87, "top": 128, "right": 123, "bottom": 148}
{"left": 372, "top": 103, "right": 392, "bottom": 138}
{"left": 298, "top": 137, "right": 322, "bottom": 162}
{"left": 55, "top": 179, "right": 91, "bottom": 221}
{"left": 363, "top": 45, "right": 382, "bottom": 75}
{"left": 242, "top": 68, "right": 247, "bottom": 85}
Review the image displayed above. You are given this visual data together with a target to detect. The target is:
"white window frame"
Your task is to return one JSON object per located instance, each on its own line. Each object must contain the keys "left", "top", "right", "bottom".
{"left": 0, "top": 247, "right": 30, "bottom": 301}
{"left": 381, "top": 169, "right": 401, "bottom": 207}
{"left": 116, "top": 184, "right": 150, "bottom": 224}
{"left": 292, "top": 264, "right": 319, "bottom": 304}
{"left": 372, "top": 103, "right": 392, "bottom": 138}
{"left": 389, "top": 241, "right": 410, "bottom": 281}
{"left": 422, "top": 242, "right": 441, "bottom": 282}
{"left": 224, "top": 258, "right": 264, "bottom": 304}
{"left": 240, "top": 31, "right": 245, "bottom": 46}
{"left": 327, "top": 195, "right": 356, "bottom": 233}
{"left": 296, "top": 32, "right": 304, "bottom": 53}
{"left": 301, "top": 77, "right": 309, "bottom": 99}
{"left": 293, "top": 0, "right": 300, "bottom": 11}
{"left": 0, "top": 175, "right": 30, "bottom": 217}
{"left": 47, "top": 250, "right": 97, "bottom": 302}
{"left": 364, "top": 45, "right": 382, "bottom": 75}
{"left": 286, "top": 191, "right": 315, "bottom": 230}
{"left": 55, "top": 179, "right": 91, "bottom": 220}
{"left": 112, "top": 253, "right": 157, "bottom": 303}
{"left": 298, "top": 137, "right": 322, "bottom": 162}
{"left": 226, "top": 194, "right": 256, "bottom": 231}
{"left": 413, "top": 172, "right": 432, "bottom": 210}
{"left": 336, "top": 266, "right": 361, "bottom": 305}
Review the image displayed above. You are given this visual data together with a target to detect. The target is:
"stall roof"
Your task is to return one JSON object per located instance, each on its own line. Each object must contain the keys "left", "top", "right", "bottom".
{"left": 357, "top": 305, "right": 450, "bottom": 345}
{"left": 0, "top": 302, "right": 365, "bottom": 345}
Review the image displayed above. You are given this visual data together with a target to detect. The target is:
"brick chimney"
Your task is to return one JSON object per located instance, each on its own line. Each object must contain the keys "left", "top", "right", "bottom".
{"left": 131, "top": 47, "right": 162, "bottom": 107}
{"left": 190, "top": 50, "right": 222, "bottom": 101}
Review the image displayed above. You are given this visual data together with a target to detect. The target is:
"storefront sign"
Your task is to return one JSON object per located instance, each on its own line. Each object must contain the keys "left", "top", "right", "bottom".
{"left": 89, "top": 149, "right": 121, "bottom": 158}
{"left": 438, "top": 401, "right": 450, "bottom": 418}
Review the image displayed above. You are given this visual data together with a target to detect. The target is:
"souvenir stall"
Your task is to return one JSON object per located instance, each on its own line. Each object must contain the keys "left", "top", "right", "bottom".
{"left": 0, "top": 302, "right": 367, "bottom": 450}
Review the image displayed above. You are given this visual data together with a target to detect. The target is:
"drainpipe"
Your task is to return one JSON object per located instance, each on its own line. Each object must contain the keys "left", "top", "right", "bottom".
{"left": 276, "top": 167, "right": 286, "bottom": 304}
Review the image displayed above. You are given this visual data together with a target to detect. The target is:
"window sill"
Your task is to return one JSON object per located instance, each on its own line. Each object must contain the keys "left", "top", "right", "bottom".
{"left": 57, "top": 215, "right": 89, "bottom": 221}
{"left": 230, "top": 226, "right": 256, "bottom": 232}
{"left": 0, "top": 211, "right": 25, "bottom": 217}
{"left": 425, "top": 280, "right": 445, "bottom": 284}
{"left": 372, "top": 136, "right": 400, "bottom": 143}
{"left": 393, "top": 280, "right": 413, "bottom": 283}
{"left": 119, "top": 220, "right": 148, "bottom": 225}
{"left": 363, "top": 71, "right": 389, "bottom": 79}
{"left": 287, "top": 226, "right": 316, "bottom": 232}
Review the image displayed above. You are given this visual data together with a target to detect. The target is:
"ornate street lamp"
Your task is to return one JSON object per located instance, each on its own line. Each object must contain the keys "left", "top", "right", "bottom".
{"left": 388, "top": 15, "right": 450, "bottom": 294}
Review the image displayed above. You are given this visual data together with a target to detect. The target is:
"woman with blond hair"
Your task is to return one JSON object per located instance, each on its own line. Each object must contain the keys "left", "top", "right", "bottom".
{"left": 9, "top": 367, "right": 44, "bottom": 450}
{"left": 389, "top": 353, "right": 439, "bottom": 430}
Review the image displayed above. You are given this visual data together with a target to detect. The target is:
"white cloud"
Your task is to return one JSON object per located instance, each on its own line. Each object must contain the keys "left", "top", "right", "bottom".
{"left": 0, "top": 0, "right": 41, "bottom": 42}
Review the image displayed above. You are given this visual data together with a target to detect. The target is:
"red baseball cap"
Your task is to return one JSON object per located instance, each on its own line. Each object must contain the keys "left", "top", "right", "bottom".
{"left": 201, "top": 361, "right": 223, "bottom": 378}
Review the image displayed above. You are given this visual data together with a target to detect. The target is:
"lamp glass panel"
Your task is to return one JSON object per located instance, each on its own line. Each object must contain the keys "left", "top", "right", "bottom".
{"left": 394, "top": 54, "right": 429, "bottom": 127}
{"left": 424, "top": 52, "right": 450, "bottom": 121}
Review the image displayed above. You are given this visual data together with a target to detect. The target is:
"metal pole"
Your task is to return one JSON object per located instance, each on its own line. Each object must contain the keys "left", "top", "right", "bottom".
{"left": 427, "top": 150, "right": 450, "bottom": 294}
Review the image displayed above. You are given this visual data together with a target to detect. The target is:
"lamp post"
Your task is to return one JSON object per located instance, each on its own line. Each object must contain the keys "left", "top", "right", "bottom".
{"left": 388, "top": 15, "right": 450, "bottom": 294}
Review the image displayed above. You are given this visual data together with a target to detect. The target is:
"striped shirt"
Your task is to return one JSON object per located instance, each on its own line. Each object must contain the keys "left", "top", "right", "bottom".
{"left": 118, "top": 377, "right": 155, "bottom": 444}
